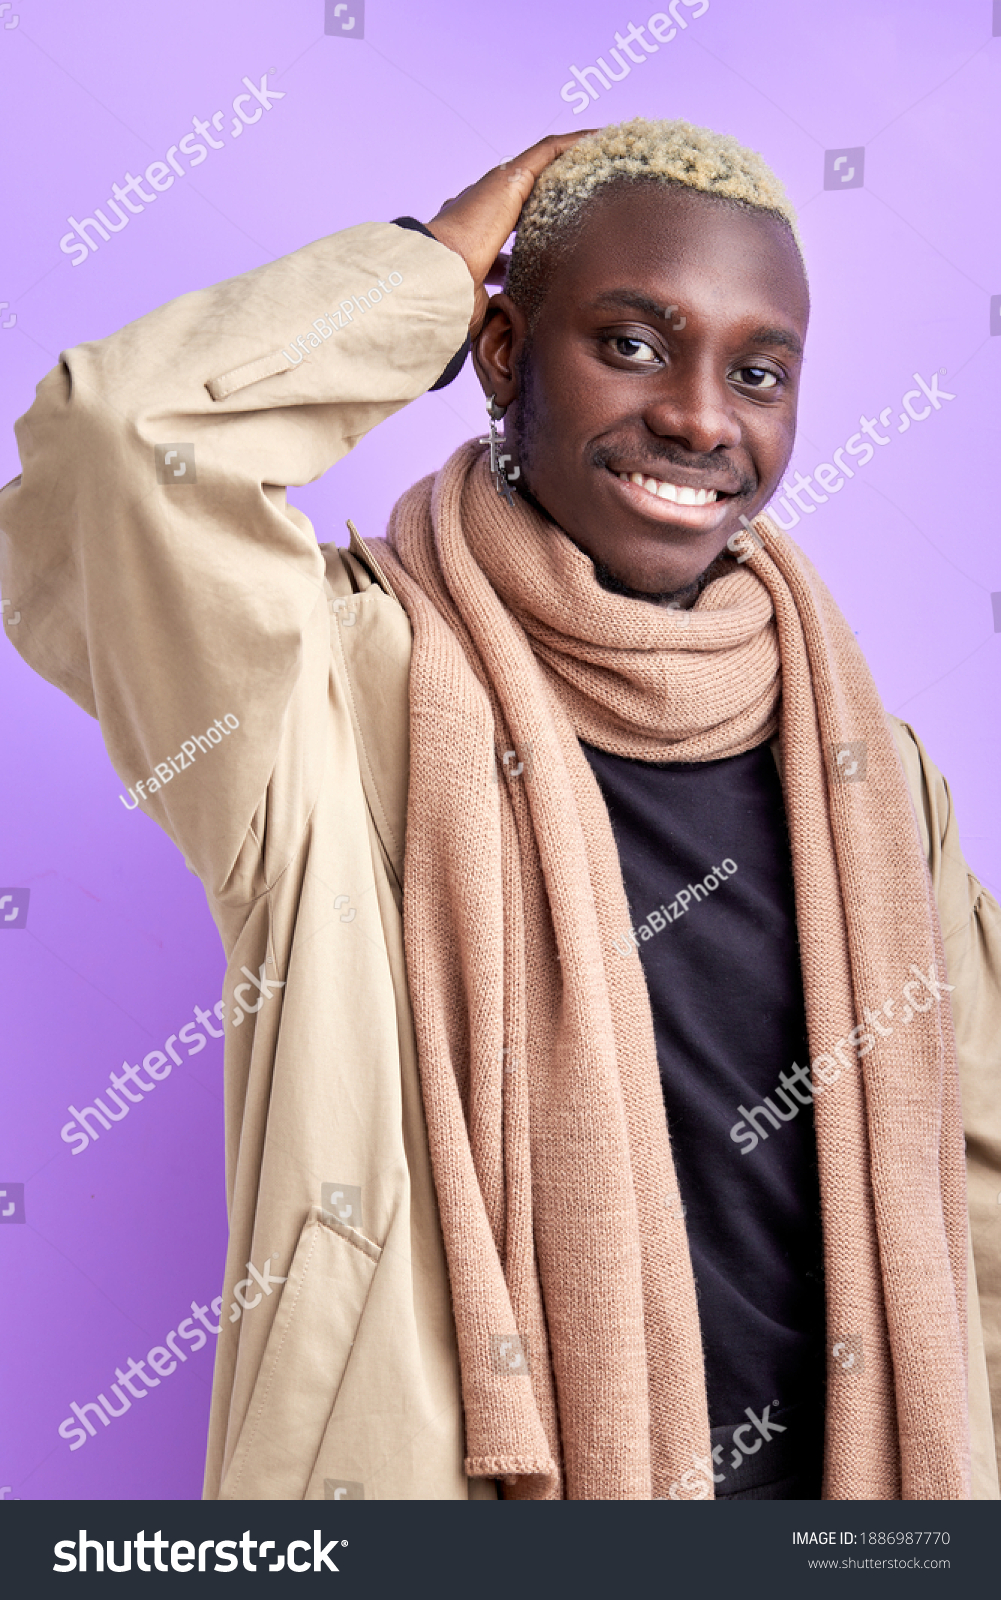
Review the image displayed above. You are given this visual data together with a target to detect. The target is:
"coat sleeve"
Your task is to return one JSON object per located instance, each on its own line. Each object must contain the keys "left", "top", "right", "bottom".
{"left": 0, "top": 221, "right": 472, "bottom": 900}
{"left": 890, "top": 715, "right": 1001, "bottom": 1493}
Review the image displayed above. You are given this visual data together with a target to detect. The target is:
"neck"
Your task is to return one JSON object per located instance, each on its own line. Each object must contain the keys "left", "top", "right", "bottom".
{"left": 592, "top": 563, "right": 709, "bottom": 609}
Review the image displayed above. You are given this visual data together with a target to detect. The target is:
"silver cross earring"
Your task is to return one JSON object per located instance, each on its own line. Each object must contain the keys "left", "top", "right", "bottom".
{"left": 479, "top": 394, "right": 521, "bottom": 505}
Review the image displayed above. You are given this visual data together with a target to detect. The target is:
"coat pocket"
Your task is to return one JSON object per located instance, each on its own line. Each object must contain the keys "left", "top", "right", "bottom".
{"left": 219, "top": 1206, "right": 381, "bottom": 1499}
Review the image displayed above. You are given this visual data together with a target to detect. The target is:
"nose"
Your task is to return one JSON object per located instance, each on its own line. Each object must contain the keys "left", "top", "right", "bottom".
{"left": 642, "top": 359, "right": 742, "bottom": 456}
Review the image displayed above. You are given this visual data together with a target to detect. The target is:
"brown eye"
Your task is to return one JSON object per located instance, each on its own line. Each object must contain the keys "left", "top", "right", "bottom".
{"left": 612, "top": 336, "right": 659, "bottom": 364}
{"left": 734, "top": 366, "right": 778, "bottom": 390}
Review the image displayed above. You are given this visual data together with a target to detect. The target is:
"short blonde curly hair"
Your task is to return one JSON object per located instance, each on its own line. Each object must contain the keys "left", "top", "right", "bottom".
{"left": 505, "top": 117, "right": 804, "bottom": 323}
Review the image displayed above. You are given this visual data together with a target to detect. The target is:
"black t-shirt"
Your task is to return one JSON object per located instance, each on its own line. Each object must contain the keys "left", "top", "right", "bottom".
{"left": 582, "top": 739, "right": 827, "bottom": 1499}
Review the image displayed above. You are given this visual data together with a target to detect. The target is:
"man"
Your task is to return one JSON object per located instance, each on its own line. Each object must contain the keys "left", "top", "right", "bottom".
{"left": 2, "top": 118, "right": 998, "bottom": 1501}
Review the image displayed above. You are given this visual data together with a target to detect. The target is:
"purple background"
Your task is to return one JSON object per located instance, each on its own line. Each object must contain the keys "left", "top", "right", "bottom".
{"left": 1, "top": 0, "right": 999, "bottom": 1501}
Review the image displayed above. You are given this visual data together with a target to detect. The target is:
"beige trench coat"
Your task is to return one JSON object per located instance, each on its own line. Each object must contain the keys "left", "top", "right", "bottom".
{"left": 1, "top": 221, "right": 998, "bottom": 1500}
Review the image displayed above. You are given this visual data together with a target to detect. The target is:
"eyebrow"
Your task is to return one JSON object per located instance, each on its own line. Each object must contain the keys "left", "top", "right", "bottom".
{"left": 587, "top": 291, "right": 804, "bottom": 358}
{"left": 744, "top": 324, "right": 804, "bottom": 358}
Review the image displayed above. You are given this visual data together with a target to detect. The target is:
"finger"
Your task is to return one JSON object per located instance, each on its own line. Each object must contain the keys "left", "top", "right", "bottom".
{"left": 433, "top": 131, "right": 597, "bottom": 226}
{"left": 498, "top": 130, "right": 599, "bottom": 182}
{"left": 488, "top": 130, "right": 599, "bottom": 213}
{"left": 468, "top": 283, "right": 491, "bottom": 341}
{"left": 484, "top": 251, "right": 510, "bottom": 286}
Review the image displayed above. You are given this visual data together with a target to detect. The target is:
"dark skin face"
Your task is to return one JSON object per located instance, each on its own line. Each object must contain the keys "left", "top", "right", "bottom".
{"left": 473, "top": 183, "right": 810, "bottom": 604}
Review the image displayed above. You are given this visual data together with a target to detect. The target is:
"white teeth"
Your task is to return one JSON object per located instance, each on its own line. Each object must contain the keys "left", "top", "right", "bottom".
{"left": 621, "top": 473, "right": 718, "bottom": 507}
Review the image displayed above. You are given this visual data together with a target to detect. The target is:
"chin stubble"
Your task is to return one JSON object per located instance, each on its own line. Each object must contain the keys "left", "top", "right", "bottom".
{"left": 591, "top": 561, "right": 719, "bottom": 608}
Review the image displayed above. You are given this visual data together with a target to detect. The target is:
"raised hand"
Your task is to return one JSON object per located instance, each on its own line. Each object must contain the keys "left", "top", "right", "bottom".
{"left": 425, "top": 132, "right": 596, "bottom": 336}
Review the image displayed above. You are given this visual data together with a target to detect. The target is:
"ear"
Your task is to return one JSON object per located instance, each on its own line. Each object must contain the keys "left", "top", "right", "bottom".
{"left": 472, "top": 292, "right": 529, "bottom": 408}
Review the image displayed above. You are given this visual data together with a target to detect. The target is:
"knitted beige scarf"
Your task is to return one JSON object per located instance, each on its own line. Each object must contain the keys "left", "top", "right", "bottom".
{"left": 375, "top": 439, "right": 969, "bottom": 1501}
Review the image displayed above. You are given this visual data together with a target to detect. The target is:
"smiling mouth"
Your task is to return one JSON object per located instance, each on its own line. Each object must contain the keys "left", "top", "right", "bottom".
{"left": 615, "top": 469, "right": 731, "bottom": 506}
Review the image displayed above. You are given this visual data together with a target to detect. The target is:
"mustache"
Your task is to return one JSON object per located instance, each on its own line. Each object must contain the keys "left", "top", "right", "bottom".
{"left": 590, "top": 443, "right": 755, "bottom": 497}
